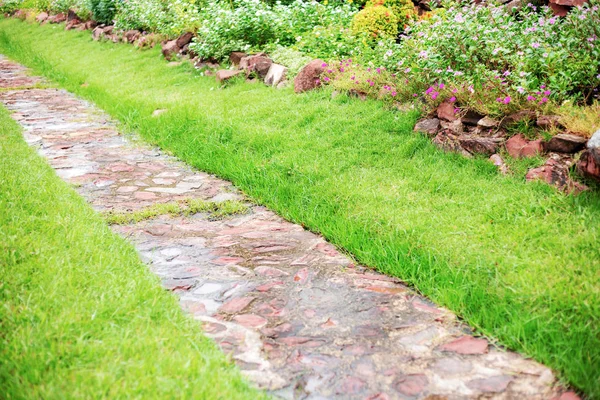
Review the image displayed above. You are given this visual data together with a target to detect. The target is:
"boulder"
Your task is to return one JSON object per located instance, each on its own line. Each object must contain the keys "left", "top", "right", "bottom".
{"left": 537, "top": 115, "right": 563, "bottom": 130}
{"left": 216, "top": 69, "right": 243, "bottom": 83}
{"left": 123, "top": 30, "right": 141, "bottom": 43}
{"left": 176, "top": 32, "right": 194, "bottom": 48}
{"left": 437, "top": 101, "right": 457, "bottom": 122}
{"left": 294, "top": 59, "right": 326, "bottom": 93}
{"left": 459, "top": 136, "right": 503, "bottom": 156}
{"left": 544, "top": 134, "right": 587, "bottom": 153}
{"left": 65, "top": 18, "right": 81, "bottom": 30}
{"left": 92, "top": 26, "right": 104, "bottom": 40}
{"left": 490, "top": 154, "right": 509, "bottom": 175}
{"left": 161, "top": 40, "right": 179, "bottom": 60}
{"left": 414, "top": 118, "right": 440, "bottom": 137}
{"left": 527, "top": 154, "right": 588, "bottom": 193}
{"left": 506, "top": 134, "right": 543, "bottom": 158}
{"left": 461, "top": 110, "right": 484, "bottom": 126}
{"left": 502, "top": 110, "right": 536, "bottom": 126}
{"left": 14, "top": 9, "right": 27, "bottom": 20}
{"left": 36, "top": 12, "right": 49, "bottom": 23}
{"left": 240, "top": 54, "right": 272, "bottom": 79}
{"left": 264, "top": 63, "right": 287, "bottom": 87}
{"left": 549, "top": 2, "right": 570, "bottom": 15}
{"left": 229, "top": 52, "right": 247, "bottom": 66}
{"left": 441, "top": 119, "right": 464, "bottom": 135}
{"left": 48, "top": 12, "right": 66, "bottom": 23}
{"left": 550, "top": 0, "right": 585, "bottom": 5}
{"left": 433, "top": 131, "right": 472, "bottom": 157}
{"left": 576, "top": 129, "right": 600, "bottom": 183}
{"left": 477, "top": 116, "right": 500, "bottom": 129}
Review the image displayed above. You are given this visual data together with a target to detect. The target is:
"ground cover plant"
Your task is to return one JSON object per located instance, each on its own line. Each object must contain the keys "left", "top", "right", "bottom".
{"left": 0, "top": 104, "right": 264, "bottom": 399}
{"left": 0, "top": 19, "right": 598, "bottom": 396}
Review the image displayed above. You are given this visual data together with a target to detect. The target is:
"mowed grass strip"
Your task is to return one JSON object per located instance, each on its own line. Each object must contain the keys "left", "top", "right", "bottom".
{"left": 0, "top": 105, "right": 265, "bottom": 399}
{"left": 0, "top": 19, "right": 598, "bottom": 396}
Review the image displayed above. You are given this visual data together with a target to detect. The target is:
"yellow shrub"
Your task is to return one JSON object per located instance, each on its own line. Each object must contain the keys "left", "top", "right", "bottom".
{"left": 367, "top": 0, "right": 415, "bottom": 30}
{"left": 351, "top": 5, "right": 399, "bottom": 40}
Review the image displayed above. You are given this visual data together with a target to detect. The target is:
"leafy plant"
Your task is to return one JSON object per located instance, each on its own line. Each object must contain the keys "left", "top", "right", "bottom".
{"left": 89, "top": 0, "right": 116, "bottom": 23}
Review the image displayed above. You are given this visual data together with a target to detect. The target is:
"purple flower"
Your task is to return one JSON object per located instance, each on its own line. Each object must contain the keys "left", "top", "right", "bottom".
{"left": 323, "top": 76, "right": 330, "bottom": 82}
{"left": 340, "top": 67, "right": 345, "bottom": 73}
{"left": 327, "top": 69, "right": 333, "bottom": 73}
{"left": 391, "top": 91, "right": 397, "bottom": 97}
{"left": 431, "top": 92, "right": 439, "bottom": 100}
{"left": 439, "top": 83, "right": 445, "bottom": 89}
{"left": 321, "top": 63, "right": 328, "bottom": 67}
{"left": 376, "top": 68, "right": 381, "bottom": 74}
{"left": 543, "top": 90, "right": 551, "bottom": 96}
{"left": 503, "top": 96, "right": 511, "bottom": 104}
{"left": 527, "top": 95, "right": 536, "bottom": 101}
{"left": 540, "top": 97, "right": 548, "bottom": 103}
{"left": 425, "top": 86, "right": 434, "bottom": 95}
{"left": 449, "top": 96, "right": 457, "bottom": 102}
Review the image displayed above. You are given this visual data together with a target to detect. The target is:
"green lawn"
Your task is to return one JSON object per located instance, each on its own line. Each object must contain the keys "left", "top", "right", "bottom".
{"left": 0, "top": 18, "right": 599, "bottom": 397}
{"left": 0, "top": 105, "right": 264, "bottom": 398}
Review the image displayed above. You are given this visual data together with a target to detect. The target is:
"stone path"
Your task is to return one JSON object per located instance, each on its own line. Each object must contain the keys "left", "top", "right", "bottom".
{"left": 0, "top": 55, "right": 577, "bottom": 400}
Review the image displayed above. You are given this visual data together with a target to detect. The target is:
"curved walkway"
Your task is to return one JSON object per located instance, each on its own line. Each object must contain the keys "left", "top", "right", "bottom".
{"left": 0, "top": 55, "right": 577, "bottom": 399}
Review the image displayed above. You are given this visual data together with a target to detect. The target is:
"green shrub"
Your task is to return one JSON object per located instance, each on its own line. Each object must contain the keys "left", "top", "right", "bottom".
{"left": 267, "top": 44, "right": 312, "bottom": 76}
{"left": 351, "top": 5, "right": 398, "bottom": 40}
{"left": 295, "top": 24, "right": 362, "bottom": 60}
{"left": 89, "top": 0, "right": 116, "bottom": 23}
{"left": 0, "top": 0, "right": 24, "bottom": 13}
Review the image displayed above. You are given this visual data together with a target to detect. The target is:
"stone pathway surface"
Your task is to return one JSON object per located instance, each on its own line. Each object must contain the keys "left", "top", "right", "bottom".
{"left": 0, "top": 55, "right": 577, "bottom": 399}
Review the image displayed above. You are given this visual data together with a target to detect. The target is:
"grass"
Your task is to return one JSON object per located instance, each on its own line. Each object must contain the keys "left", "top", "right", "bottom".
{"left": 103, "top": 198, "right": 250, "bottom": 225}
{"left": 0, "top": 105, "right": 265, "bottom": 399}
{"left": 0, "top": 18, "right": 599, "bottom": 397}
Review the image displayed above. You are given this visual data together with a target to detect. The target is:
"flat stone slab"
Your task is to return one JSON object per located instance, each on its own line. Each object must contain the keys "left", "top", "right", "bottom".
{"left": 0, "top": 54, "right": 575, "bottom": 399}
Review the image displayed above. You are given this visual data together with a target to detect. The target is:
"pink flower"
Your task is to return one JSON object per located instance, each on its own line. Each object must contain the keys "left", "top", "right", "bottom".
{"left": 496, "top": 97, "right": 503, "bottom": 103}
{"left": 369, "top": 81, "right": 374, "bottom": 87}
{"left": 503, "top": 96, "right": 511, "bottom": 104}
{"left": 439, "top": 83, "right": 445, "bottom": 89}
{"left": 340, "top": 67, "right": 345, "bottom": 72}
{"left": 543, "top": 90, "right": 551, "bottom": 96}
{"left": 540, "top": 97, "right": 548, "bottom": 103}
{"left": 413, "top": 93, "right": 418, "bottom": 97}
{"left": 425, "top": 86, "right": 434, "bottom": 95}
{"left": 391, "top": 91, "right": 397, "bottom": 97}
{"left": 431, "top": 92, "right": 439, "bottom": 100}
{"left": 531, "top": 42, "right": 540, "bottom": 49}
{"left": 376, "top": 68, "right": 381, "bottom": 74}
{"left": 527, "top": 95, "right": 536, "bottom": 101}
{"left": 323, "top": 76, "right": 330, "bottom": 82}
{"left": 449, "top": 96, "right": 457, "bottom": 102}
{"left": 321, "top": 63, "right": 328, "bottom": 67}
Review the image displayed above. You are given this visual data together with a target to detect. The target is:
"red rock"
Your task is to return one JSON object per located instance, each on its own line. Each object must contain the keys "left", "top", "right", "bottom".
{"left": 502, "top": 110, "right": 537, "bottom": 125}
{"left": 294, "top": 59, "right": 325, "bottom": 93}
{"left": 545, "top": 134, "right": 587, "bottom": 153}
{"left": 394, "top": 374, "right": 428, "bottom": 396}
{"left": 437, "top": 101, "right": 458, "bottom": 122}
{"left": 48, "top": 12, "right": 66, "bottom": 23}
{"left": 550, "top": 0, "right": 585, "bottom": 6}
{"left": 229, "top": 51, "right": 248, "bottom": 66}
{"left": 202, "top": 321, "right": 227, "bottom": 333}
{"left": 240, "top": 54, "right": 273, "bottom": 79}
{"left": 213, "top": 256, "right": 245, "bottom": 265}
{"left": 233, "top": 314, "right": 267, "bottom": 328}
{"left": 315, "top": 242, "right": 339, "bottom": 257}
{"left": 467, "top": 375, "right": 513, "bottom": 393}
{"left": 549, "top": 2, "right": 570, "bottom": 15}
{"left": 439, "top": 336, "right": 489, "bottom": 354}
{"left": 414, "top": 118, "right": 440, "bottom": 136}
{"left": 459, "top": 135, "right": 503, "bottom": 156}
{"left": 366, "top": 394, "right": 390, "bottom": 400}
{"left": 219, "top": 297, "right": 254, "bottom": 313}
{"left": 123, "top": 30, "right": 140, "bottom": 43}
{"left": 215, "top": 69, "right": 243, "bottom": 83}
{"left": 255, "top": 281, "right": 284, "bottom": 292}
{"left": 506, "top": 134, "right": 543, "bottom": 158}
{"left": 36, "top": 12, "right": 49, "bottom": 23}
{"left": 576, "top": 149, "right": 600, "bottom": 183}
{"left": 161, "top": 40, "right": 179, "bottom": 60}
{"left": 537, "top": 115, "right": 563, "bottom": 130}
{"left": 364, "top": 286, "right": 405, "bottom": 295}
{"left": 321, "top": 318, "right": 337, "bottom": 328}
{"left": 175, "top": 32, "right": 194, "bottom": 48}
{"left": 490, "top": 154, "right": 509, "bottom": 175}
